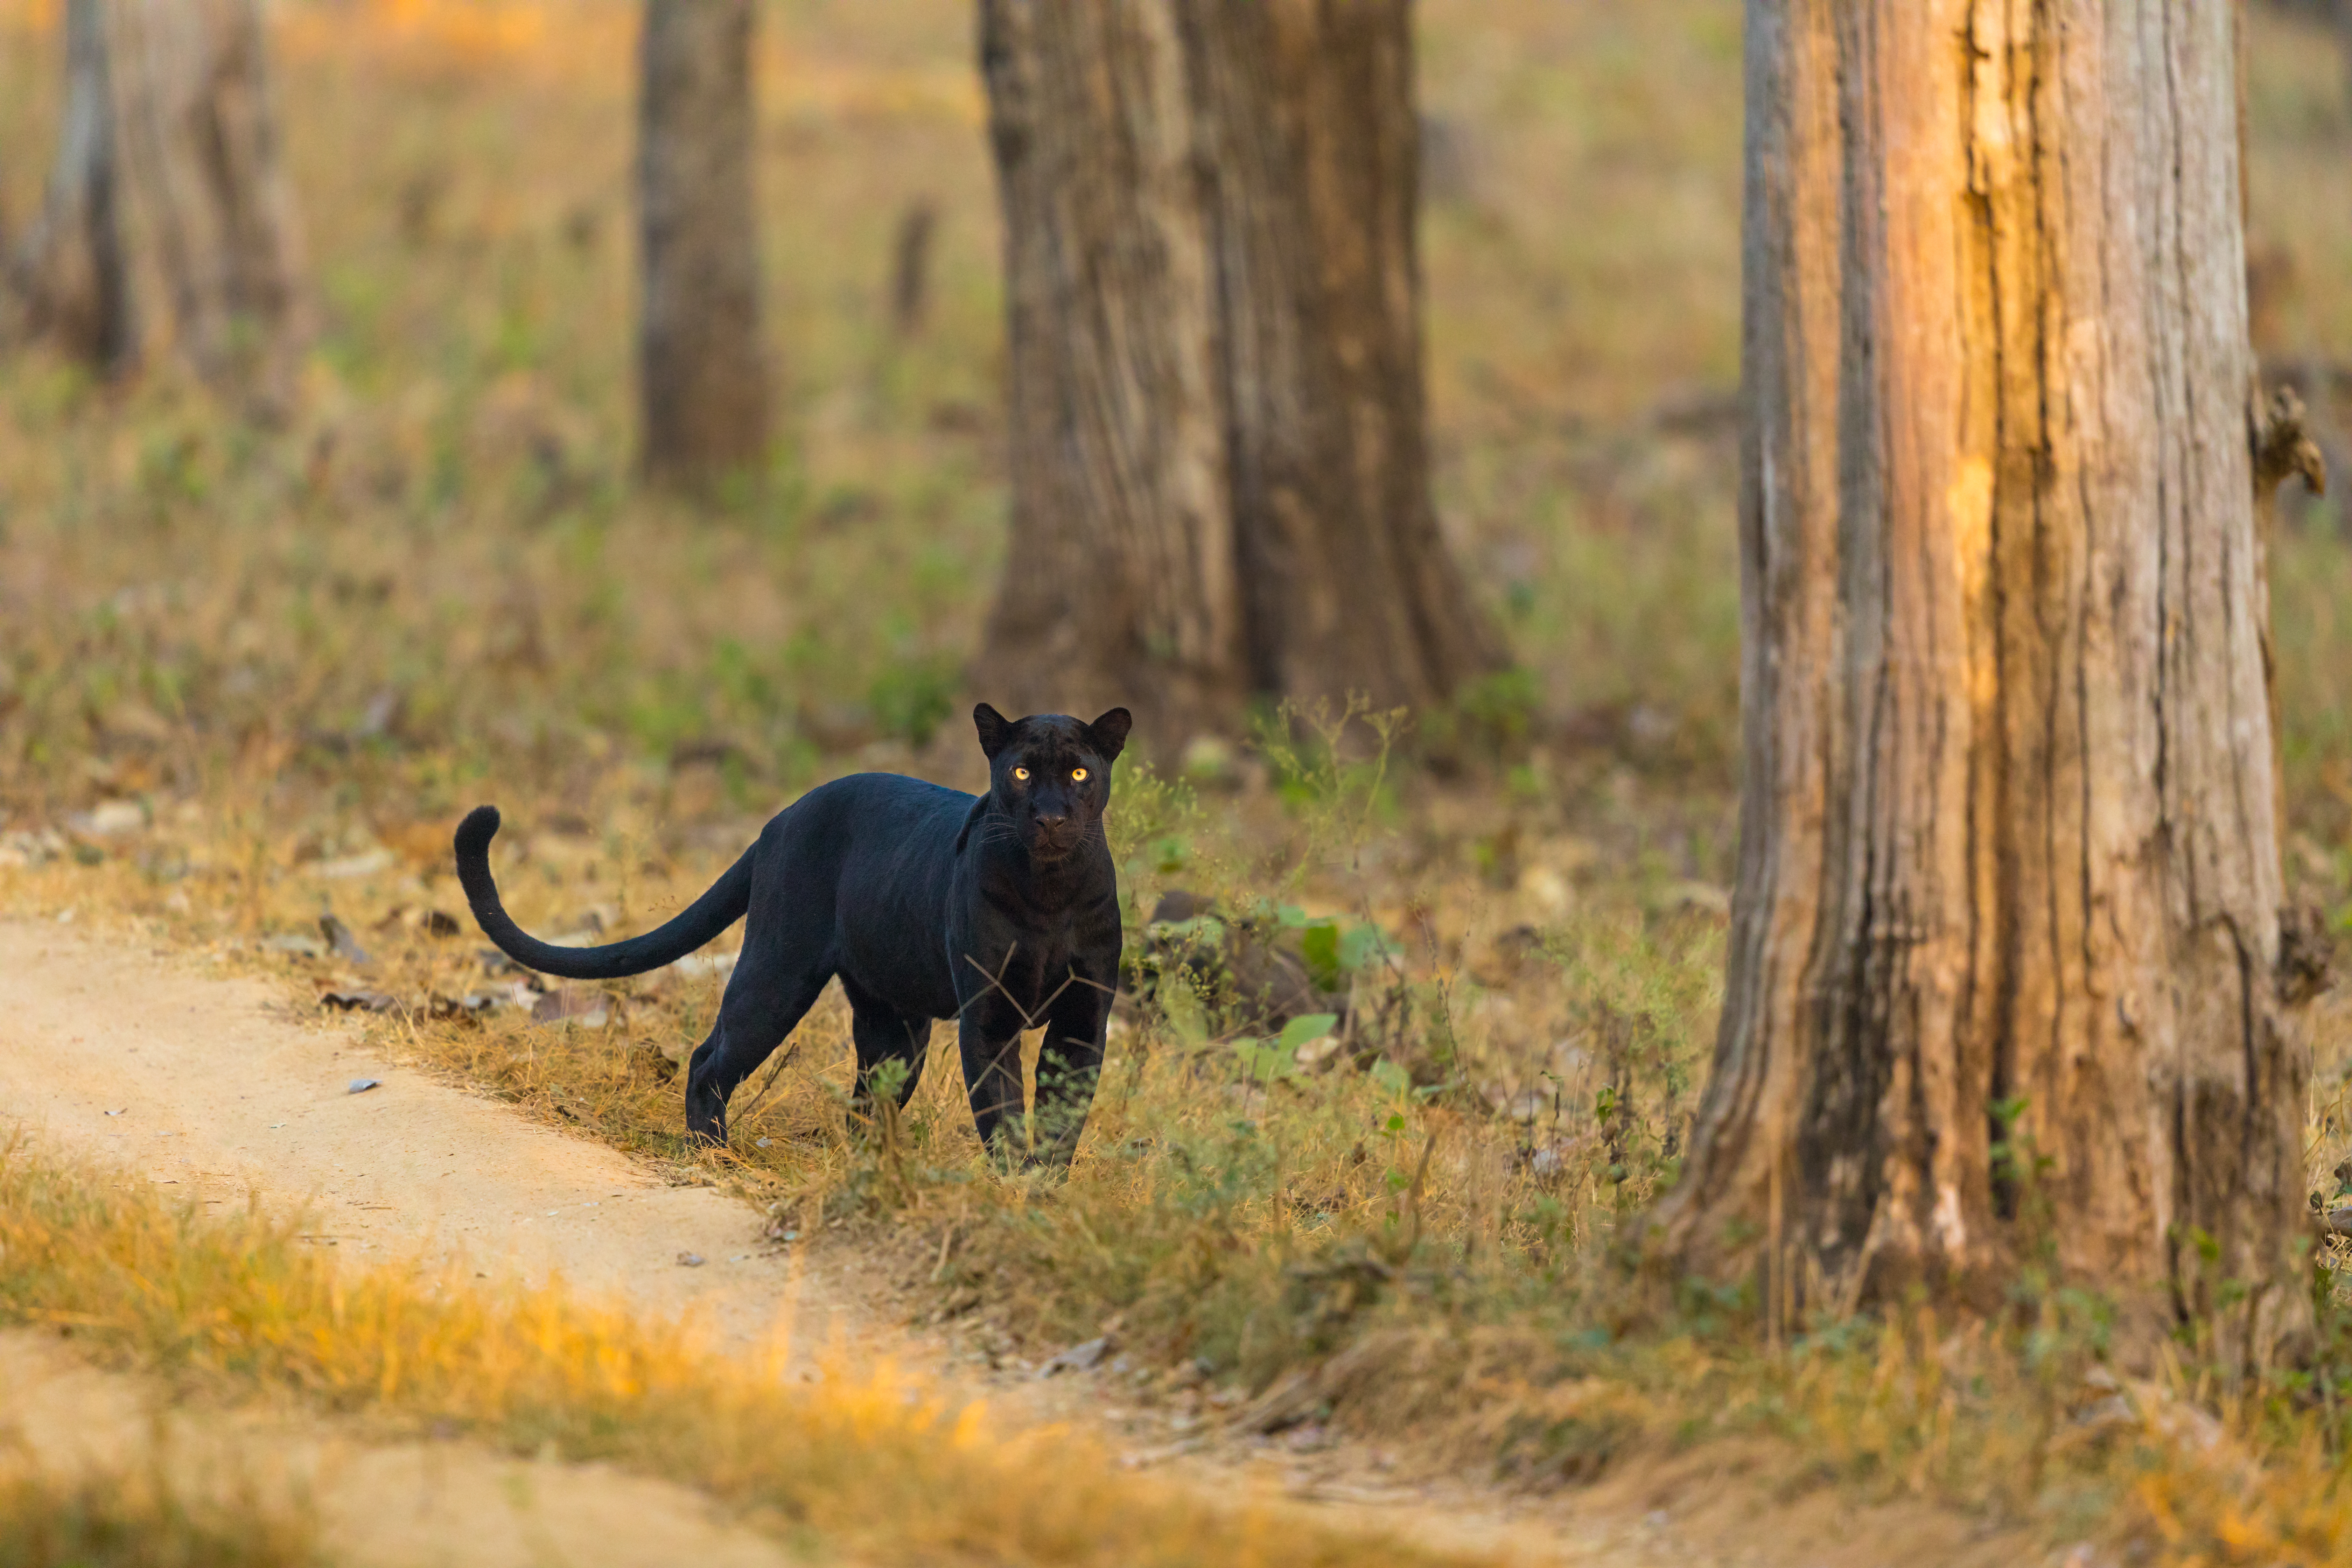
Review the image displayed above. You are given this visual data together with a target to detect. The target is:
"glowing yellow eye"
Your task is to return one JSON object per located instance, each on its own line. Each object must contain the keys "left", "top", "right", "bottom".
{"left": 1012, "top": 766, "right": 1029, "bottom": 781}
{"left": 1072, "top": 767, "right": 1088, "bottom": 782}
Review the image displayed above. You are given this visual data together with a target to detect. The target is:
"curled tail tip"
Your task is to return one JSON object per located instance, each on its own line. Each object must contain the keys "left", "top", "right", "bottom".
{"left": 454, "top": 805, "right": 502, "bottom": 863}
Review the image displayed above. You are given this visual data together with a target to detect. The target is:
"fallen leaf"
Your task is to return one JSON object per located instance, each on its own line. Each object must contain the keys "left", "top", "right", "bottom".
{"left": 320, "top": 990, "right": 399, "bottom": 1013}
{"left": 319, "top": 913, "right": 373, "bottom": 965}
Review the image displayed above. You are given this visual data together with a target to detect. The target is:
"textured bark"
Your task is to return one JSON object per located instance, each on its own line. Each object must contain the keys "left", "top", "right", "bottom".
{"left": 111, "top": 0, "right": 309, "bottom": 408}
{"left": 7, "top": 0, "right": 307, "bottom": 406}
{"left": 977, "top": 0, "right": 1499, "bottom": 734}
{"left": 637, "top": 0, "right": 769, "bottom": 486}
{"left": 1655, "top": 0, "right": 2314, "bottom": 1367}
{"left": 6, "top": 0, "right": 132, "bottom": 373}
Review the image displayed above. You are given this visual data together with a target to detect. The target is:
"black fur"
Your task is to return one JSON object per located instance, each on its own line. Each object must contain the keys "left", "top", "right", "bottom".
{"left": 454, "top": 704, "right": 1132, "bottom": 1163}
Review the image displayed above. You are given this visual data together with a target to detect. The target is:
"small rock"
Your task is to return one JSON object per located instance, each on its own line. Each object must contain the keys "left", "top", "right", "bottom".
{"left": 1519, "top": 1134, "right": 1574, "bottom": 1174}
{"left": 70, "top": 800, "right": 146, "bottom": 837}
{"left": 347, "top": 1078, "right": 381, "bottom": 1094}
{"left": 1038, "top": 1335, "right": 1115, "bottom": 1378}
{"left": 532, "top": 987, "right": 615, "bottom": 1028}
{"left": 667, "top": 950, "right": 739, "bottom": 981}
{"left": 1661, "top": 880, "right": 1730, "bottom": 917}
{"left": 0, "top": 828, "right": 67, "bottom": 868}
{"left": 1293, "top": 1032, "right": 1345, "bottom": 1071}
{"left": 314, "top": 847, "right": 394, "bottom": 880}
{"left": 677, "top": 1252, "right": 705, "bottom": 1267}
{"left": 1518, "top": 864, "right": 1572, "bottom": 918}
{"left": 2072, "top": 1394, "right": 2136, "bottom": 1431}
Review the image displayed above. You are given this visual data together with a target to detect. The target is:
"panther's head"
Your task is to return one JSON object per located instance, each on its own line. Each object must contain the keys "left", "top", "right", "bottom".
{"left": 972, "top": 703, "right": 1132, "bottom": 862}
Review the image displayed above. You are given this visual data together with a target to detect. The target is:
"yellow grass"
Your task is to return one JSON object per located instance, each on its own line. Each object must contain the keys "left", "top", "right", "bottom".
{"left": 0, "top": 1462, "right": 321, "bottom": 1568}
{"left": 0, "top": 1141, "right": 1480, "bottom": 1568}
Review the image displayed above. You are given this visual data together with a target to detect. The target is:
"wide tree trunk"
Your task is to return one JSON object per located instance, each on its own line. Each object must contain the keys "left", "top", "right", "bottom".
{"left": 1654, "top": 0, "right": 2316, "bottom": 1368}
{"left": 112, "top": 0, "right": 309, "bottom": 408}
{"left": 637, "top": 0, "right": 769, "bottom": 488}
{"left": 7, "top": 0, "right": 135, "bottom": 374}
{"left": 976, "top": 0, "right": 1499, "bottom": 736}
{"left": 7, "top": 0, "right": 307, "bottom": 408}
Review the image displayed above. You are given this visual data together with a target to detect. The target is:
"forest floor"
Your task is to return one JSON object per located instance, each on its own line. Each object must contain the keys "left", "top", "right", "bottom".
{"left": 0, "top": 916, "right": 2030, "bottom": 1568}
{"left": 6, "top": 3, "right": 2352, "bottom": 1561}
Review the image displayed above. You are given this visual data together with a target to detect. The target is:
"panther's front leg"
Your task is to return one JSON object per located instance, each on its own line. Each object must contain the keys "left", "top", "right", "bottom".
{"left": 1029, "top": 959, "right": 1115, "bottom": 1168}
{"left": 955, "top": 987, "right": 1031, "bottom": 1161}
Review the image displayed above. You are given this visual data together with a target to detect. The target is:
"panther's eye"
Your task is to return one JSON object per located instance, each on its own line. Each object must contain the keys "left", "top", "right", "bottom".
{"left": 1072, "top": 767, "right": 1088, "bottom": 782}
{"left": 1011, "top": 766, "right": 1029, "bottom": 782}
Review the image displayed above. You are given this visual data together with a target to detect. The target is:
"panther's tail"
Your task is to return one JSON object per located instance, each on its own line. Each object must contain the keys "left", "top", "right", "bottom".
{"left": 454, "top": 805, "right": 754, "bottom": 980}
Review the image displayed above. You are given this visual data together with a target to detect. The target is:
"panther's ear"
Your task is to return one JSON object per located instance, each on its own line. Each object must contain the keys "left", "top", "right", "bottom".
{"left": 973, "top": 702, "right": 1014, "bottom": 760}
{"left": 1086, "top": 707, "right": 1132, "bottom": 761}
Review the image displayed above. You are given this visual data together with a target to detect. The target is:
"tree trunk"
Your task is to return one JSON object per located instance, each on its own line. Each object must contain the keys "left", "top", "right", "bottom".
{"left": 976, "top": 0, "right": 1499, "bottom": 736}
{"left": 6, "top": 0, "right": 132, "bottom": 374}
{"left": 1654, "top": 0, "right": 2315, "bottom": 1369}
{"left": 637, "top": 0, "right": 769, "bottom": 488}
{"left": 6, "top": 0, "right": 307, "bottom": 408}
{"left": 110, "top": 0, "right": 310, "bottom": 411}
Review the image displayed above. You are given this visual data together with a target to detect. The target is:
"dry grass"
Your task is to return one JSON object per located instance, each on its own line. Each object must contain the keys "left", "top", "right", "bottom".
{"left": 0, "top": 1141, "right": 1484, "bottom": 1568}
{"left": 0, "top": 1461, "right": 322, "bottom": 1568}
{"left": 6, "top": 1, "right": 2352, "bottom": 1563}
{"left": 11, "top": 736, "right": 2352, "bottom": 1564}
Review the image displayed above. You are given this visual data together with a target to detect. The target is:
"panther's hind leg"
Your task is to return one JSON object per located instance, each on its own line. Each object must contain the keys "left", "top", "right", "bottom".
{"left": 841, "top": 977, "right": 933, "bottom": 1138}
{"left": 683, "top": 954, "right": 831, "bottom": 1146}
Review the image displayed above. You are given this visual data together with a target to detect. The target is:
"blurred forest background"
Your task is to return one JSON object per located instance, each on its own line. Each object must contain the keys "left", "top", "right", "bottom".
{"left": 0, "top": 0, "right": 2346, "bottom": 832}
{"left": 2, "top": 0, "right": 1749, "bottom": 820}
{"left": 7, "top": 4, "right": 2352, "bottom": 1556}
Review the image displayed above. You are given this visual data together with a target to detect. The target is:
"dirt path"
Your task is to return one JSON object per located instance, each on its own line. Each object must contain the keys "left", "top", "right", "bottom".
{"left": 0, "top": 920, "right": 2028, "bottom": 1568}
{"left": 0, "top": 920, "right": 881, "bottom": 1357}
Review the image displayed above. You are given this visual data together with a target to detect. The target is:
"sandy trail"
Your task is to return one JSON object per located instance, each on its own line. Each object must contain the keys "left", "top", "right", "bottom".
{"left": 0, "top": 921, "right": 872, "bottom": 1565}
{"left": 0, "top": 919, "right": 2025, "bottom": 1568}
{"left": 0, "top": 920, "right": 875, "bottom": 1356}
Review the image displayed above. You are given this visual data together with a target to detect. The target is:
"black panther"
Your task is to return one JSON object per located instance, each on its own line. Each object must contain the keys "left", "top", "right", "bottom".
{"left": 454, "top": 704, "right": 1129, "bottom": 1164}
